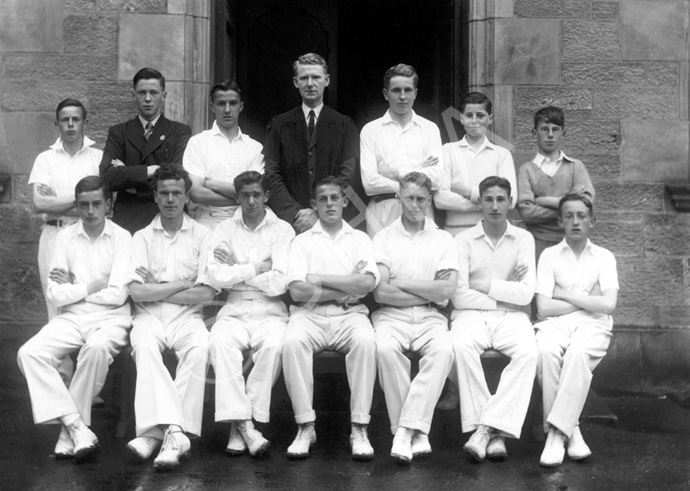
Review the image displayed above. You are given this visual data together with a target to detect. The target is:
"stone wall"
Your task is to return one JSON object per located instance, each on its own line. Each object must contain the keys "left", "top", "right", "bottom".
{"left": 0, "top": 0, "right": 211, "bottom": 386}
{"left": 473, "top": 0, "right": 690, "bottom": 397}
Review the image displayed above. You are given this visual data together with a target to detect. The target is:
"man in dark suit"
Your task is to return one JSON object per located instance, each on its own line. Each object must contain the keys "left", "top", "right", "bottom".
{"left": 100, "top": 67, "right": 192, "bottom": 234}
{"left": 263, "top": 53, "right": 362, "bottom": 234}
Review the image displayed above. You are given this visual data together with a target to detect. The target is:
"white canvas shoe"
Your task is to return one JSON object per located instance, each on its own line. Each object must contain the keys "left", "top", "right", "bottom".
{"left": 390, "top": 427, "right": 413, "bottom": 465}
{"left": 54, "top": 425, "right": 74, "bottom": 459}
{"left": 540, "top": 427, "right": 566, "bottom": 467}
{"left": 286, "top": 423, "right": 316, "bottom": 460}
{"left": 411, "top": 431, "right": 432, "bottom": 458}
{"left": 153, "top": 426, "right": 191, "bottom": 471}
{"left": 65, "top": 418, "right": 99, "bottom": 461}
{"left": 237, "top": 420, "right": 270, "bottom": 458}
{"left": 486, "top": 435, "right": 507, "bottom": 460}
{"left": 350, "top": 424, "right": 374, "bottom": 461}
{"left": 567, "top": 426, "right": 592, "bottom": 461}
{"left": 463, "top": 424, "right": 492, "bottom": 462}
{"left": 127, "top": 436, "right": 162, "bottom": 462}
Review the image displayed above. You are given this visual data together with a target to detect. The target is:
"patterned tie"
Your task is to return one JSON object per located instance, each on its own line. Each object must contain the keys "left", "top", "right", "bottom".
{"left": 144, "top": 122, "right": 153, "bottom": 141}
{"left": 308, "top": 110, "right": 315, "bottom": 137}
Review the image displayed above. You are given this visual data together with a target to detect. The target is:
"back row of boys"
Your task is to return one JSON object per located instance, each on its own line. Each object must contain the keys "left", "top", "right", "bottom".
{"left": 20, "top": 53, "right": 617, "bottom": 471}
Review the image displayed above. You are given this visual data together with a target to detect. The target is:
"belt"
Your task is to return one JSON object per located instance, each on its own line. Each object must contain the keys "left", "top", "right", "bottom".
{"left": 372, "top": 193, "right": 397, "bottom": 203}
{"left": 321, "top": 300, "right": 361, "bottom": 310}
{"left": 382, "top": 302, "right": 438, "bottom": 311}
{"left": 46, "top": 219, "right": 74, "bottom": 227}
{"left": 229, "top": 290, "right": 266, "bottom": 300}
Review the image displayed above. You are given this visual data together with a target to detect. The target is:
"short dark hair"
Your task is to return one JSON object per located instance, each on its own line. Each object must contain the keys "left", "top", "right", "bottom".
{"left": 133, "top": 67, "right": 165, "bottom": 91}
{"left": 478, "top": 176, "right": 511, "bottom": 198}
{"left": 75, "top": 175, "right": 111, "bottom": 202}
{"left": 312, "top": 175, "right": 346, "bottom": 198}
{"left": 459, "top": 92, "right": 492, "bottom": 115}
{"left": 210, "top": 80, "right": 242, "bottom": 103}
{"left": 399, "top": 171, "right": 432, "bottom": 194}
{"left": 293, "top": 53, "right": 328, "bottom": 76}
{"left": 534, "top": 106, "right": 565, "bottom": 129}
{"left": 56, "top": 98, "right": 87, "bottom": 121}
{"left": 558, "top": 194, "right": 593, "bottom": 217}
{"left": 150, "top": 165, "right": 192, "bottom": 193}
{"left": 234, "top": 171, "right": 266, "bottom": 195}
{"left": 383, "top": 63, "right": 418, "bottom": 89}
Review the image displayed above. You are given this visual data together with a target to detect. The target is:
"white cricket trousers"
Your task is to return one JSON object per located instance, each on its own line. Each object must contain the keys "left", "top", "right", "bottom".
{"left": 209, "top": 293, "right": 287, "bottom": 423}
{"left": 451, "top": 309, "right": 537, "bottom": 438}
{"left": 17, "top": 306, "right": 130, "bottom": 425}
{"left": 373, "top": 306, "right": 453, "bottom": 435}
{"left": 282, "top": 304, "right": 376, "bottom": 425}
{"left": 535, "top": 312, "right": 612, "bottom": 438}
{"left": 130, "top": 312, "right": 209, "bottom": 439}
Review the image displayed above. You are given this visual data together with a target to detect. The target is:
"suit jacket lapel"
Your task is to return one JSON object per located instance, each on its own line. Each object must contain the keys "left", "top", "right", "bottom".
{"left": 125, "top": 117, "right": 146, "bottom": 155}
{"left": 141, "top": 115, "right": 169, "bottom": 161}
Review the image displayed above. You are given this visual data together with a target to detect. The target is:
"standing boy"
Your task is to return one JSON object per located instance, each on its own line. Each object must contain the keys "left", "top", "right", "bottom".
{"left": 360, "top": 63, "right": 443, "bottom": 237}
{"left": 100, "top": 67, "right": 192, "bottom": 234}
{"left": 535, "top": 194, "right": 618, "bottom": 467}
{"left": 282, "top": 176, "right": 378, "bottom": 461}
{"left": 263, "top": 53, "right": 360, "bottom": 233}
{"left": 206, "top": 171, "right": 295, "bottom": 457}
{"left": 127, "top": 166, "right": 214, "bottom": 471}
{"left": 183, "top": 81, "right": 264, "bottom": 230}
{"left": 434, "top": 92, "right": 517, "bottom": 237}
{"left": 17, "top": 176, "right": 132, "bottom": 462}
{"left": 450, "top": 176, "right": 537, "bottom": 463}
{"left": 29, "top": 99, "right": 102, "bottom": 320}
{"left": 517, "top": 106, "right": 594, "bottom": 260}
{"left": 372, "top": 172, "right": 457, "bottom": 465}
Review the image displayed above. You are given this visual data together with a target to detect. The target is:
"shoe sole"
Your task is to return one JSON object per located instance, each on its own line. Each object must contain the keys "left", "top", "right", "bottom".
{"left": 55, "top": 452, "right": 74, "bottom": 460}
{"left": 224, "top": 447, "right": 248, "bottom": 457}
{"left": 463, "top": 445, "right": 485, "bottom": 463}
{"left": 154, "top": 450, "right": 190, "bottom": 472}
{"left": 539, "top": 459, "right": 563, "bottom": 468}
{"left": 487, "top": 452, "right": 507, "bottom": 461}
{"left": 352, "top": 452, "right": 374, "bottom": 462}
{"left": 74, "top": 444, "right": 99, "bottom": 463}
{"left": 412, "top": 450, "right": 431, "bottom": 459}
{"left": 391, "top": 452, "right": 411, "bottom": 466}
{"left": 567, "top": 451, "right": 591, "bottom": 461}
{"left": 249, "top": 441, "right": 271, "bottom": 459}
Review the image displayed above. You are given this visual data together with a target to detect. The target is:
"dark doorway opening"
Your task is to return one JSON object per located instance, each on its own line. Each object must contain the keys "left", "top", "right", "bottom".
{"left": 217, "top": 0, "right": 468, "bottom": 142}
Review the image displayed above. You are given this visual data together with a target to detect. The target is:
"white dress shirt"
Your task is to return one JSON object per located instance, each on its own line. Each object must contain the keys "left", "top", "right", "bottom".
{"left": 206, "top": 208, "right": 295, "bottom": 297}
{"left": 288, "top": 220, "right": 380, "bottom": 288}
{"left": 183, "top": 122, "right": 264, "bottom": 215}
{"left": 360, "top": 110, "right": 443, "bottom": 195}
{"left": 28, "top": 137, "right": 103, "bottom": 222}
{"left": 130, "top": 214, "right": 211, "bottom": 322}
{"left": 47, "top": 218, "right": 132, "bottom": 312}
{"left": 452, "top": 220, "right": 536, "bottom": 311}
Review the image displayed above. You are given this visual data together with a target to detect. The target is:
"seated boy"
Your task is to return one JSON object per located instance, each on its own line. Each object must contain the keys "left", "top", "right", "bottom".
{"left": 206, "top": 171, "right": 295, "bottom": 457}
{"left": 450, "top": 176, "right": 537, "bottom": 462}
{"left": 517, "top": 106, "right": 595, "bottom": 260}
{"left": 282, "top": 176, "right": 379, "bottom": 461}
{"left": 535, "top": 194, "right": 618, "bottom": 467}
{"left": 126, "top": 166, "right": 215, "bottom": 471}
{"left": 433, "top": 90, "right": 518, "bottom": 411}
{"left": 372, "top": 172, "right": 457, "bottom": 465}
{"left": 17, "top": 176, "right": 132, "bottom": 462}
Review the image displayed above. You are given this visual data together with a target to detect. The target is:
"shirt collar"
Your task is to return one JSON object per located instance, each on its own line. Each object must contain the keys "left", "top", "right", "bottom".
{"left": 138, "top": 114, "right": 162, "bottom": 129}
{"left": 210, "top": 121, "right": 247, "bottom": 142}
{"left": 151, "top": 213, "right": 194, "bottom": 233}
{"left": 469, "top": 219, "right": 519, "bottom": 240}
{"left": 393, "top": 216, "right": 438, "bottom": 237}
{"left": 50, "top": 136, "right": 96, "bottom": 154}
{"left": 533, "top": 150, "right": 574, "bottom": 166}
{"left": 458, "top": 135, "right": 495, "bottom": 152}
{"left": 302, "top": 103, "right": 324, "bottom": 121}
{"left": 382, "top": 109, "right": 421, "bottom": 128}
{"left": 555, "top": 238, "right": 598, "bottom": 256}
{"left": 232, "top": 207, "right": 278, "bottom": 230}
{"left": 76, "top": 217, "right": 112, "bottom": 240}
{"left": 310, "top": 219, "right": 353, "bottom": 239}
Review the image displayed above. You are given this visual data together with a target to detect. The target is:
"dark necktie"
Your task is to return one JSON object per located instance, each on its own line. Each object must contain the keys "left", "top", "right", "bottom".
{"left": 308, "top": 110, "right": 315, "bottom": 137}
{"left": 144, "top": 122, "right": 153, "bottom": 141}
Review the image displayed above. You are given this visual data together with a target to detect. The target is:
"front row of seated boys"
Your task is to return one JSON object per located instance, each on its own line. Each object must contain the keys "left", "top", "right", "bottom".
{"left": 17, "top": 166, "right": 618, "bottom": 472}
